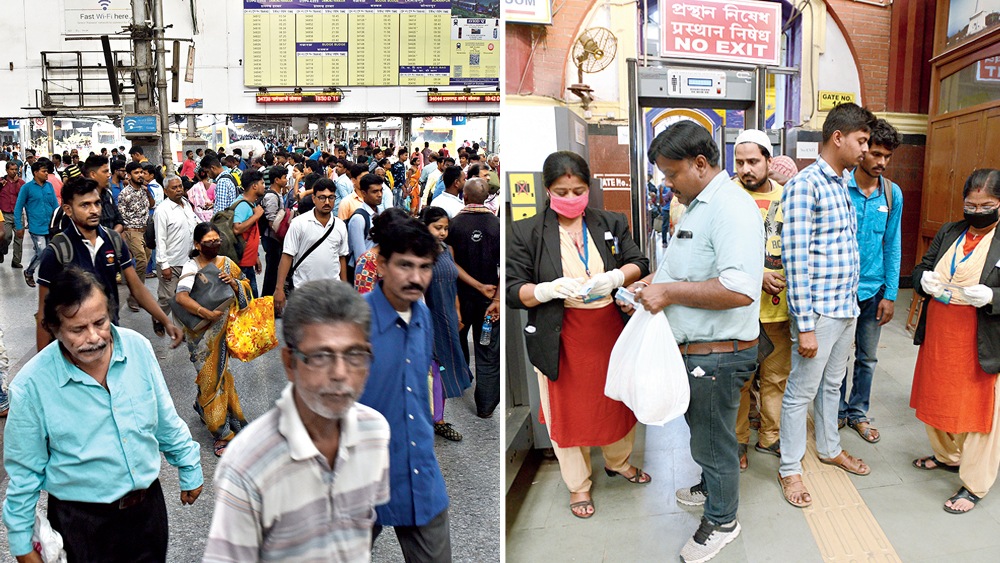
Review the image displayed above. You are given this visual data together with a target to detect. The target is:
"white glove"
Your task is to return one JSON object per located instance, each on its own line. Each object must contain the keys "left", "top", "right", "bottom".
{"left": 964, "top": 284, "right": 994, "bottom": 308}
{"left": 920, "top": 271, "right": 945, "bottom": 298}
{"left": 585, "top": 269, "right": 627, "bottom": 298}
{"left": 534, "top": 277, "right": 585, "bottom": 303}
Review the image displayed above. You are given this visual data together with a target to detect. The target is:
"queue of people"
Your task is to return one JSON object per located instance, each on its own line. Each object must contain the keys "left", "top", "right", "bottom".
{"left": 0, "top": 138, "right": 500, "bottom": 563}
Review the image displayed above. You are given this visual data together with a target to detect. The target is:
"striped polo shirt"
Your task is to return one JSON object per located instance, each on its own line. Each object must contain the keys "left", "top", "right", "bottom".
{"left": 203, "top": 383, "right": 390, "bottom": 563}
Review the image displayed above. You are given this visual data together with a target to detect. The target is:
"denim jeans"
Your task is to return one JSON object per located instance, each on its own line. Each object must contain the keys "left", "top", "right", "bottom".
{"left": 840, "top": 287, "right": 884, "bottom": 424}
{"left": 779, "top": 314, "right": 856, "bottom": 478}
{"left": 240, "top": 266, "right": 259, "bottom": 299}
{"left": 25, "top": 233, "right": 47, "bottom": 275}
{"left": 683, "top": 347, "right": 757, "bottom": 525}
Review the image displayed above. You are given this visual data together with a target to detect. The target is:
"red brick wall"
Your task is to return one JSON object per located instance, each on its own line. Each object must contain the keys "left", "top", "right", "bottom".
{"left": 826, "top": 0, "right": 893, "bottom": 112}
{"left": 505, "top": 0, "right": 599, "bottom": 97}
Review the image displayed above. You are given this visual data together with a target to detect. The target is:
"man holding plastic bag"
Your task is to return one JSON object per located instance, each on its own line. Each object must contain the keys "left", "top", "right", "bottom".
{"left": 620, "top": 121, "right": 763, "bottom": 563}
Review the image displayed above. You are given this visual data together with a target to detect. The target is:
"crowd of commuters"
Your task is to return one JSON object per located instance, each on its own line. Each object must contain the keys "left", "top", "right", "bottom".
{"left": 0, "top": 136, "right": 500, "bottom": 563}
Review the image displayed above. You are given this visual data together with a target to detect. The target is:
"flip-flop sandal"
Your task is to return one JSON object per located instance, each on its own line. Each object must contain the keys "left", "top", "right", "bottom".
{"left": 912, "top": 455, "right": 960, "bottom": 473}
{"left": 848, "top": 420, "right": 881, "bottom": 443}
{"left": 944, "top": 487, "right": 981, "bottom": 514}
{"left": 738, "top": 443, "right": 749, "bottom": 472}
{"left": 755, "top": 440, "right": 781, "bottom": 457}
{"left": 604, "top": 466, "right": 652, "bottom": 484}
{"left": 569, "top": 499, "right": 595, "bottom": 519}
{"left": 778, "top": 474, "right": 812, "bottom": 508}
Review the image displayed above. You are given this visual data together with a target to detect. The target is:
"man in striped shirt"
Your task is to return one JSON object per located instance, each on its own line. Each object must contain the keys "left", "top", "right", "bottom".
{"left": 204, "top": 280, "right": 390, "bottom": 563}
{"left": 777, "top": 103, "right": 877, "bottom": 508}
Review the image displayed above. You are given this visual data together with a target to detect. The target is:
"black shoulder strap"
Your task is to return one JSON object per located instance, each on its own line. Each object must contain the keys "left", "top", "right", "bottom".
{"left": 290, "top": 217, "right": 337, "bottom": 275}
{"left": 50, "top": 232, "right": 73, "bottom": 265}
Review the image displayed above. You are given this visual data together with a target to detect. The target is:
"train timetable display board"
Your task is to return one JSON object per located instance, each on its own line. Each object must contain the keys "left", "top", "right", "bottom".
{"left": 243, "top": 0, "right": 500, "bottom": 88}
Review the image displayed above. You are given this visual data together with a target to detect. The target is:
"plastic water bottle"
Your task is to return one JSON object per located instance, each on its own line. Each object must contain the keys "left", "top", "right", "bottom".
{"left": 479, "top": 319, "right": 493, "bottom": 345}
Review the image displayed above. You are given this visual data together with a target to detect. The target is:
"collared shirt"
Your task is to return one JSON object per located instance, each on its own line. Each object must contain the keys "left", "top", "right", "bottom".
{"left": 359, "top": 285, "right": 449, "bottom": 527}
{"left": 118, "top": 182, "right": 151, "bottom": 229}
{"left": 147, "top": 180, "right": 164, "bottom": 210}
{"left": 2, "top": 325, "right": 203, "bottom": 556}
{"left": 38, "top": 223, "right": 134, "bottom": 323}
{"left": 430, "top": 191, "right": 465, "bottom": 219}
{"left": 780, "top": 156, "right": 860, "bottom": 332}
{"left": 13, "top": 179, "right": 58, "bottom": 235}
{"left": 282, "top": 209, "right": 349, "bottom": 287}
{"left": 214, "top": 172, "right": 238, "bottom": 213}
{"left": 334, "top": 175, "right": 354, "bottom": 217}
{"left": 153, "top": 197, "right": 199, "bottom": 270}
{"left": 347, "top": 202, "right": 376, "bottom": 268}
{"left": 651, "top": 171, "right": 764, "bottom": 343}
{"left": 338, "top": 191, "right": 387, "bottom": 222}
{"left": 109, "top": 179, "right": 124, "bottom": 203}
{"left": 0, "top": 176, "right": 24, "bottom": 213}
{"left": 848, "top": 173, "right": 903, "bottom": 302}
{"left": 203, "top": 383, "right": 390, "bottom": 563}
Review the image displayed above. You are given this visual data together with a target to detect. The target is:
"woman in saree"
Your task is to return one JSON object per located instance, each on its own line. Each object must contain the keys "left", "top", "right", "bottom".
{"left": 173, "top": 222, "right": 253, "bottom": 457}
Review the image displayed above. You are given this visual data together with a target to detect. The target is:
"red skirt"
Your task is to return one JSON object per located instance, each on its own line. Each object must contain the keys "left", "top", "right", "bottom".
{"left": 911, "top": 299, "right": 996, "bottom": 433}
{"left": 541, "top": 305, "right": 637, "bottom": 447}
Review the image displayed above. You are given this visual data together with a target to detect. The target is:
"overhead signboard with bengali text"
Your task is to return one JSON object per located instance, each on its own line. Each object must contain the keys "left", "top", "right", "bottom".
{"left": 659, "top": 0, "right": 781, "bottom": 66}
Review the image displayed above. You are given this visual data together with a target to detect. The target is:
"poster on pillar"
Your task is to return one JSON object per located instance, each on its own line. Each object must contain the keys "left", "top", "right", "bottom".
{"left": 450, "top": 17, "right": 501, "bottom": 86}
{"left": 658, "top": 0, "right": 781, "bottom": 67}
{"left": 64, "top": 0, "right": 132, "bottom": 34}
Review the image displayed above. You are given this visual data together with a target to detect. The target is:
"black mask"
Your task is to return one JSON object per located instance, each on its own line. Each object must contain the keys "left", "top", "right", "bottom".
{"left": 200, "top": 241, "right": 221, "bottom": 260}
{"left": 965, "top": 208, "right": 999, "bottom": 230}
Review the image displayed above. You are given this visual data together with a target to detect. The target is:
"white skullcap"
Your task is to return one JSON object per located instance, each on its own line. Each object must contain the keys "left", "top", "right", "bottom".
{"left": 734, "top": 129, "right": 773, "bottom": 158}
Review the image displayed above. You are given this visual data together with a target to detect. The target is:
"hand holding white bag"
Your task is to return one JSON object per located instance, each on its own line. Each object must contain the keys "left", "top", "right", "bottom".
{"left": 31, "top": 511, "right": 68, "bottom": 563}
{"left": 605, "top": 307, "right": 689, "bottom": 426}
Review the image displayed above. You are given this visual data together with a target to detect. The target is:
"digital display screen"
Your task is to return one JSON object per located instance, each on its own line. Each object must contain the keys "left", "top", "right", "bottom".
{"left": 687, "top": 77, "right": 714, "bottom": 87}
{"left": 256, "top": 93, "right": 342, "bottom": 103}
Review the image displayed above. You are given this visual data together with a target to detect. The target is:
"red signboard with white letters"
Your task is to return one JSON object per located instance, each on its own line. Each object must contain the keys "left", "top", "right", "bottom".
{"left": 977, "top": 56, "right": 1000, "bottom": 82}
{"left": 659, "top": 0, "right": 782, "bottom": 66}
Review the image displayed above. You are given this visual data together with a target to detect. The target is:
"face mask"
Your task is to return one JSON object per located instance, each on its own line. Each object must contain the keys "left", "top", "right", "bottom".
{"left": 965, "top": 208, "right": 999, "bottom": 230}
{"left": 201, "top": 241, "right": 221, "bottom": 260}
{"left": 549, "top": 191, "right": 589, "bottom": 218}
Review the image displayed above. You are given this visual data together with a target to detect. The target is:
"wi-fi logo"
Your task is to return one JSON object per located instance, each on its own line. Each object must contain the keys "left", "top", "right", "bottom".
{"left": 98, "top": 0, "right": 111, "bottom": 10}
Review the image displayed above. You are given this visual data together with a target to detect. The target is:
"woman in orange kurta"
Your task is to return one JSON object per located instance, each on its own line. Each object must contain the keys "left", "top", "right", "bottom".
{"left": 911, "top": 169, "right": 1000, "bottom": 514}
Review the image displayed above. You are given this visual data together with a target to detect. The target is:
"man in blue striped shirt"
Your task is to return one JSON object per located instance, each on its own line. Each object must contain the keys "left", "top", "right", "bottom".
{"left": 778, "top": 103, "right": 877, "bottom": 508}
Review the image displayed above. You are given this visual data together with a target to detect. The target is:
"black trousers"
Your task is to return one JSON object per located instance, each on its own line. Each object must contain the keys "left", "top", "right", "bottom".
{"left": 373, "top": 507, "right": 452, "bottom": 563}
{"left": 48, "top": 479, "right": 168, "bottom": 563}
{"left": 261, "top": 236, "right": 282, "bottom": 297}
{"left": 458, "top": 297, "right": 501, "bottom": 417}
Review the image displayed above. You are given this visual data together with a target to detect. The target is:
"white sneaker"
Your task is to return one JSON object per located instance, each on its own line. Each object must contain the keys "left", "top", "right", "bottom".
{"left": 679, "top": 517, "right": 741, "bottom": 563}
{"left": 675, "top": 481, "right": 707, "bottom": 506}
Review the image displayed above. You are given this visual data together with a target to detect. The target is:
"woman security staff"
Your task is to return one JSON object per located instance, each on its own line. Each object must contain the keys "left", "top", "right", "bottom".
{"left": 506, "top": 151, "right": 651, "bottom": 519}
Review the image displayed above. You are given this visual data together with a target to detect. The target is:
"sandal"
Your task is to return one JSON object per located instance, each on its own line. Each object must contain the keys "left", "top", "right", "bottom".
{"left": 778, "top": 474, "right": 812, "bottom": 508}
{"left": 755, "top": 440, "right": 781, "bottom": 457}
{"left": 913, "top": 455, "right": 959, "bottom": 473}
{"left": 848, "top": 420, "right": 880, "bottom": 443}
{"left": 738, "top": 443, "right": 749, "bottom": 472}
{"left": 434, "top": 422, "right": 463, "bottom": 441}
{"left": 213, "top": 440, "right": 228, "bottom": 457}
{"left": 569, "top": 497, "right": 595, "bottom": 519}
{"left": 604, "top": 465, "right": 652, "bottom": 484}
{"left": 819, "top": 450, "right": 870, "bottom": 476}
{"left": 944, "top": 487, "right": 981, "bottom": 514}
{"left": 24, "top": 272, "right": 34, "bottom": 288}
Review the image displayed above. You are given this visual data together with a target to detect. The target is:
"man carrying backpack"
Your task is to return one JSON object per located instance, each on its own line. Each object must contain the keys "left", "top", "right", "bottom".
{"left": 260, "top": 166, "right": 289, "bottom": 297}
{"left": 202, "top": 156, "right": 239, "bottom": 214}
{"left": 35, "top": 177, "right": 182, "bottom": 351}
{"left": 230, "top": 170, "right": 265, "bottom": 299}
{"left": 347, "top": 174, "right": 384, "bottom": 275}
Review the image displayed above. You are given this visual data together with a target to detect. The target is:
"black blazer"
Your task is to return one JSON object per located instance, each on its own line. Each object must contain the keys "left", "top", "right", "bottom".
{"left": 506, "top": 206, "right": 650, "bottom": 380}
{"left": 912, "top": 220, "right": 1000, "bottom": 374}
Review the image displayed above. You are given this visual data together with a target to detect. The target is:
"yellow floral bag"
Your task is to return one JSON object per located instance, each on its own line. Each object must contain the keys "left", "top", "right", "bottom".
{"left": 226, "top": 296, "right": 279, "bottom": 362}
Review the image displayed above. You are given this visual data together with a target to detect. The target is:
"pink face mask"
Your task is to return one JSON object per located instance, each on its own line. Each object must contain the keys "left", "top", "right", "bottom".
{"left": 549, "top": 191, "right": 589, "bottom": 218}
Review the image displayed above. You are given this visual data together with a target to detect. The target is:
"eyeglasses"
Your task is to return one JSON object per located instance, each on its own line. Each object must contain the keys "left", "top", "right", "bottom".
{"left": 313, "top": 194, "right": 335, "bottom": 202}
{"left": 963, "top": 203, "right": 1000, "bottom": 213}
{"left": 290, "top": 347, "right": 372, "bottom": 370}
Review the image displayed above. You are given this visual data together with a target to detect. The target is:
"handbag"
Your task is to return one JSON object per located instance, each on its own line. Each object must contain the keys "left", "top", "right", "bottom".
{"left": 169, "top": 259, "right": 236, "bottom": 332}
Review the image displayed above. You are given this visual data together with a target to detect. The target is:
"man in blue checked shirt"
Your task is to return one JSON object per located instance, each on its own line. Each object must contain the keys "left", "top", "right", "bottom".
{"left": 201, "top": 154, "right": 239, "bottom": 214}
{"left": 778, "top": 103, "right": 878, "bottom": 509}
{"left": 3, "top": 267, "right": 203, "bottom": 563}
{"left": 840, "top": 119, "right": 903, "bottom": 445}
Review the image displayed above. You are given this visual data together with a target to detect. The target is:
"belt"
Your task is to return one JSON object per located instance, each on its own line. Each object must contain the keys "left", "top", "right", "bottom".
{"left": 125, "top": 227, "right": 145, "bottom": 232}
{"left": 678, "top": 338, "right": 758, "bottom": 356}
{"left": 115, "top": 487, "right": 150, "bottom": 509}
{"left": 51, "top": 479, "right": 157, "bottom": 511}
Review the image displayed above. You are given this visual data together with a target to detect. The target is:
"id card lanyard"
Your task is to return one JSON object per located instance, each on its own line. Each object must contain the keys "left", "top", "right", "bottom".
{"left": 949, "top": 228, "right": 974, "bottom": 281}
{"left": 574, "top": 217, "right": 591, "bottom": 276}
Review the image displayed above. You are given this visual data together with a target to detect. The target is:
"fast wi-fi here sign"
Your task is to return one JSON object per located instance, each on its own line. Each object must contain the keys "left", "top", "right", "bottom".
{"left": 65, "top": 0, "right": 133, "bottom": 35}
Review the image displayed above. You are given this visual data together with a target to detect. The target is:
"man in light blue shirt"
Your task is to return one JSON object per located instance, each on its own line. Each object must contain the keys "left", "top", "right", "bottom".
{"left": 840, "top": 119, "right": 903, "bottom": 444}
{"left": 623, "top": 121, "right": 762, "bottom": 563}
{"left": 3, "top": 267, "right": 203, "bottom": 563}
{"left": 334, "top": 159, "right": 356, "bottom": 217}
{"left": 347, "top": 175, "right": 383, "bottom": 269}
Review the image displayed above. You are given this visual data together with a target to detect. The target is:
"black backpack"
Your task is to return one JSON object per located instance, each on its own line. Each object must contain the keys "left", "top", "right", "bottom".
{"left": 49, "top": 229, "right": 125, "bottom": 270}
{"left": 211, "top": 200, "right": 249, "bottom": 263}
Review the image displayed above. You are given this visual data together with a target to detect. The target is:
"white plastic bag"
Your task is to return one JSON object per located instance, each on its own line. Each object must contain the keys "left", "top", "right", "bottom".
{"left": 605, "top": 308, "right": 689, "bottom": 426}
{"left": 31, "top": 511, "right": 67, "bottom": 563}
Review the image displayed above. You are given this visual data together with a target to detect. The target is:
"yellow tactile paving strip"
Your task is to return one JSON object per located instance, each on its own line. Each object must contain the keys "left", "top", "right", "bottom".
{"left": 798, "top": 420, "right": 902, "bottom": 563}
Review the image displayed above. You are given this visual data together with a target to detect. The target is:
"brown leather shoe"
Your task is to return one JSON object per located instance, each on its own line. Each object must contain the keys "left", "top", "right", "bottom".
{"left": 819, "top": 450, "right": 870, "bottom": 476}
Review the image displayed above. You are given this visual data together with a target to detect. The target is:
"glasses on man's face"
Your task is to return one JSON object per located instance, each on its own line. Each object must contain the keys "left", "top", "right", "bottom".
{"left": 290, "top": 347, "right": 372, "bottom": 371}
{"left": 314, "top": 194, "right": 335, "bottom": 202}
{"left": 963, "top": 203, "right": 1000, "bottom": 213}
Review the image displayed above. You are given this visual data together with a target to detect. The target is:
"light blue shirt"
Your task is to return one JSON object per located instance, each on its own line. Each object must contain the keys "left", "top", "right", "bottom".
{"left": 847, "top": 173, "right": 902, "bottom": 302}
{"left": 334, "top": 175, "right": 354, "bottom": 217}
{"left": 347, "top": 202, "right": 376, "bottom": 268}
{"left": 652, "top": 171, "right": 764, "bottom": 343}
{"left": 2, "top": 326, "right": 203, "bottom": 556}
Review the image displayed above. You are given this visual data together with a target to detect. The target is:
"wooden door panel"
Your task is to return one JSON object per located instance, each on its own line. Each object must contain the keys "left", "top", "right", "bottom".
{"left": 954, "top": 113, "right": 985, "bottom": 217}
{"left": 924, "top": 117, "right": 956, "bottom": 230}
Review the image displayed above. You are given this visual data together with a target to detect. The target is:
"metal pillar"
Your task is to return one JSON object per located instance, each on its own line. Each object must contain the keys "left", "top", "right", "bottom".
{"left": 46, "top": 117, "right": 54, "bottom": 156}
{"left": 153, "top": 0, "right": 173, "bottom": 173}
{"left": 627, "top": 58, "right": 647, "bottom": 255}
{"left": 401, "top": 117, "right": 412, "bottom": 153}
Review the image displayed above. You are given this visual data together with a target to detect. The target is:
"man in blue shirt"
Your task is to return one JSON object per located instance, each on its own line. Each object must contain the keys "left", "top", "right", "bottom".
{"left": 359, "top": 217, "right": 451, "bottom": 563}
{"left": 347, "top": 174, "right": 383, "bottom": 271}
{"left": 13, "top": 160, "right": 59, "bottom": 288}
{"left": 840, "top": 119, "right": 903, "bottom": 444}
{"left": 3, "top": 267, "right": 203, "bottom": 563}
{"left": 202, "top": 155, "right": 238, "bottom": 213}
